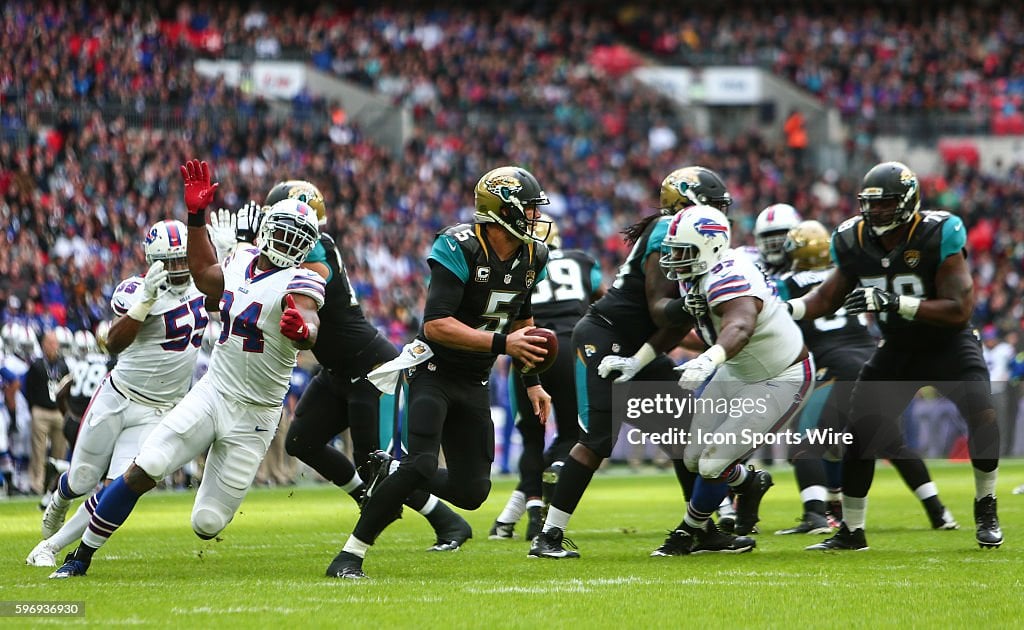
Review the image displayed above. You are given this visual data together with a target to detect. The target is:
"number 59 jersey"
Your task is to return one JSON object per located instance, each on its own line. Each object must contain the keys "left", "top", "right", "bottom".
{"left": 207, "top": 249, "right": 326, "bottom": 407}
{"left": 109, "top": 276, "right": 209, "bottom": 407}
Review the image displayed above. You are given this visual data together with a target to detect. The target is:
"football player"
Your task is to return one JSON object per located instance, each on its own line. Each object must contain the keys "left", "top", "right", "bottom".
{"left": 529, "top": 166, "right": 730, "bottom": 559}
{"left": 50, "top": 159, "right": 326, "bottom": 578}
{"left": 326, "top": 166, "right": 552, "bottom": 578}
{"left": 29, "top": 220, "right": 212, "bottom": 568}
{"left": 775, "top": 220, "right": 956, "bottom": 535}
{"left": 747, "top": 203, "right": 802, "bottom": 276}
{"left": 646, "top": 205, "right": 815, "bottom": 554}
{"left": 789, "top": 161, "right": 1001, "bottom": 550}
{"left": 489, "top": 213, "right": 603, "bottom": 541}
{"left": 247, "top": 180, "right": 473, "bottom": 551}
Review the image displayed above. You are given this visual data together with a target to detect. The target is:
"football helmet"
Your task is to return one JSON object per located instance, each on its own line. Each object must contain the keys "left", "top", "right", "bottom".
{"left": 144, "top": 220, "right": 190, "bottom": 293}
{"left": 533, "top": 212, "right": 561, "bottom": 249}
{"left": 265, "top": 180, "right": 327, "bottom": 226}
{"left": 754, "top": 203, "right": 802, "bottom": 266}
{"left": 659, "top": 166, "right": 732, "bottom": 215}
{"left": 857, "top": 161, "right": 920, "bottom": 235}
{"left": 784, "top": 220, "right": 832, "bottom": 271}
{"left": 474, "top": 166, "right": 550, "bottom": 243}
{"left": 73, "top": 330, "right": 98, "bottom": 357}
{"left": 54, "top": 326, "right": 75, "bottom": 357}
{"left": 257, "top": 198, "right": 320, "bottom": 268}
{"left": 660, "top": 205, "right": 732, "bottom": 280}
{"left": 95, "top": 320, "right": 111, "bottom": 355}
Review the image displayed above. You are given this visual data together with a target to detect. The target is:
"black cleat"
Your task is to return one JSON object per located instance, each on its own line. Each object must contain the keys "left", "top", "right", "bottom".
{"left": 775, "top": 511, "right": 833, "bottom": 535}
{"left": 427, "top": 513, "right": 473, "bottom": 552}
{"left": 650, "top": 529, "right": 694, "bottom": 557}
{"left": 974, "top": 495, "right": 1003, "bottom": 549}
{"left": 805, "top": 523, "right": 868, "bottom": 551}
{"left": 733, "top": 467, "right": 773, "bottom": 536}
{"left": 359, "top": 450, "right": 395, "bottom": 509}
{"left": 326, "top": 551, "right": 369, "bottom": 579}
{"left": 525, "top": 506, "right": 544, "bottom": 541}
{"left": 928, "top": 506, "right": 959, "bottom": 530}
{"left": 687, "top": 521, "right": 756, "bottom": 554}
{"left": 488, "top": 520, "right": 516, "bottom": 540}
{"left": 49, "top": 553, "right": 89, "bottom": 579}
{"left": 528, "top": 529, "right": 579, "bottom": 559}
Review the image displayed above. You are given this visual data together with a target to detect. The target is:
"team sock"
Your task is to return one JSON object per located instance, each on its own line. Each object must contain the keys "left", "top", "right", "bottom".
{"left": 497, "top": 490, "right": 526, "bottom": 524}
{"left": 79, "top": 476, "right": 142, "bottom": 552}
{"left": 843, "top": 495, "right": 867, "bottom": 531}
{"left": 973, "top": 466, "right": 998, "bottom": 500}
{"left": 342, "top": 536, "right": 370, "bottom": 559}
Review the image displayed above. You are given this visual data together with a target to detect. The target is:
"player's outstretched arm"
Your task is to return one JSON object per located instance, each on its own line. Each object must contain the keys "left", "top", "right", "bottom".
{"left": 180, "top": 159, "right": 224, "bottom": 298}
{"left": 788, "top": 267, "right": 852, "bottom": 321}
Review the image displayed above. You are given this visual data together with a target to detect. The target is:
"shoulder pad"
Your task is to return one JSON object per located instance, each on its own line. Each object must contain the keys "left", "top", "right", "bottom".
{"left": 110, "top": 275, "right": 145, "bottom": 315}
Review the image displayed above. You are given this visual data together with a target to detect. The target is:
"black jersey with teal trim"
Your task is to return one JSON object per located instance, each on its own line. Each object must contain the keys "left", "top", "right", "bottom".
{"left": 590, "top": 215, "right": 672, "bottom": 344}
{"left": 831, "top": 210, "right": 968, "bottom": 348}
{"left": 777, "top": 269, "right": 875, "bottom": 359}
{"left": 531, "top": 249, "right": 601, "bottom": 336}
{"left": 66, "top": 354, "right": 116, "bottom": 418}
{"left": 307, "top": 233, "right": 398, "bottom": 376}
{"left": 420, "top": 223, "right": 549, "bottom": 377}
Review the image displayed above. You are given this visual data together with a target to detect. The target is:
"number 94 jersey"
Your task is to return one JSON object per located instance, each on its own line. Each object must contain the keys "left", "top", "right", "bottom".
{"left": 831, "top": 211, "right": 967, "bottom": 348}
{"left": 208, "top": 248, "right": 326, "bottom": 406}
{"left": 109, "top": 276, "right": 209, "bottom": 407}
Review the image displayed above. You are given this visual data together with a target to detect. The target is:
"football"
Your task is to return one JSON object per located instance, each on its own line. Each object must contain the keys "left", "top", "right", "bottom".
{"left": 513, "top": 327, "right": 559, "bottom": 375}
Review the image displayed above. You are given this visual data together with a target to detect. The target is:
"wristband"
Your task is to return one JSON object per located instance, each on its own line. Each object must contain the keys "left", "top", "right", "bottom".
{"left": 491, "top": 333, "right": 507, "bottom": 354}
{"left": 704, "top": 344, "right": 727, "bottom": 366}
{"left": 126, "top": 299, "right": 154, "bottom": 322}
{"left": 522, "top": 373, "right": 541, "bottom": 387}
{"left": 632, "top": 342, "right": 657, "bottom": 370}
{"left": 787, "top": 298, "right": 807, "bottom": 320}
{"left": 897, "top": 295, "right": 921, "bottom": 320}
{"left": 187, "top": 209, "right": 207, "bottom": 227}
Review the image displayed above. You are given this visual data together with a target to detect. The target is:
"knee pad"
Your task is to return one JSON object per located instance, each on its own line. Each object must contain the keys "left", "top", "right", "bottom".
{"left": 699, "top": 458, "right": 732, "bottom": 481}
{"left": 67, "top": 464, "right": 103, "bottom": 497}
{"left": 283, "top": 432, "right": 312, "bottom": 459}
{"left": 462, "top": 478, "right": 492, "bottom": 510}
{"left": 192, "top": 506, "right": 231, "bottom": 540}
{"left": 586, "top": 437, "right": 613, "bottom": 460}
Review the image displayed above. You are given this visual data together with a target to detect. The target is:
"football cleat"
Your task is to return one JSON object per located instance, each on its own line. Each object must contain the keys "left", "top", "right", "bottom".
{"left": 775, "top": 512, "right": 833, "bottom": 536}
{"left": 359, "top": 450, "right": 396, "bottom": 510}
{"left": 427, "top": 516, "right": 472, "bottom": 552}
{"left": 326, "top": 551, "right": 368, "bottom": 579}
{"left": 49, "top": 553, "right": 89, "bottom": 579}
{"left": 488, "top": 521, "right": 516, "bottom": 540}
{"left": 650, "top": 529, "right": 694, "bottom": 557}
{"left": 974, "top": 495, "right": 1003, "bottom": 549}
{"left": 525, "top": 506, "right": 544, "bottom": 541}
{"left": 687, "top": 520, "right": 756, "bottom": 554}
{"left": 825, "top": 499, "right": 843, "bottom": 528}
{"left": 528, "top": 529, "right": 579, "bottom": 559}
{"left": 733, "top": 467, "right": 773, "bottom": 536}
{"left": 717, "top": 494, "right": 737, "bottom": 533}
{"left": 805, "top": 523, "right": 868, "bottom": 551}
{"left": 25, "top": 540, "right": 60, "bottom": 567}
{"left": 928, "top": 506, "right": 959, "bottom": 531}
{"left": 41, "top": 496, "right": 71, "bottom": 539}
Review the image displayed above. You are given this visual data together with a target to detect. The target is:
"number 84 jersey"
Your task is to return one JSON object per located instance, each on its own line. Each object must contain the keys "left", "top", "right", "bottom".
{"left": 830, "top": 210, "right": 967, "bottom": 347}
{"left": 109, "top": 275, "right": 209, "bottom": 407}
{"left": 208, "top": 248, "right": 326, "bottom": 406}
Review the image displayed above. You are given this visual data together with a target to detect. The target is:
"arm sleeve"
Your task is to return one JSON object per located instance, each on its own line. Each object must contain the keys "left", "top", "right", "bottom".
{"left": 423, "top": 261, "right": 466, "bottom": 323}
{"left": 939, "top": 215, "right": 967, "bottom": 261}
{"left": 516, "top": 287, "right": 534, "bottom": 321}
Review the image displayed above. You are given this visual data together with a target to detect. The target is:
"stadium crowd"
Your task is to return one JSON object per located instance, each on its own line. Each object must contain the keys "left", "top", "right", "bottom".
{"left": 3, "top": 0, "right": 1024, "bottom": 495}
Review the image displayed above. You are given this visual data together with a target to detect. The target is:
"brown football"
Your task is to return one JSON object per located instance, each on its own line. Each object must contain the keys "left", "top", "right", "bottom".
{"left": 513, "top": 327, "right": 559, "bottom": 375}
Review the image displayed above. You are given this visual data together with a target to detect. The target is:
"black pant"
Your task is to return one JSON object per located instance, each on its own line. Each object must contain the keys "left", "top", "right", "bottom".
{"left": 512, "top": 331, "right": 578, "bottom": 497}
{"left": 353, "top": 364, "right": 493, "bottom": 543}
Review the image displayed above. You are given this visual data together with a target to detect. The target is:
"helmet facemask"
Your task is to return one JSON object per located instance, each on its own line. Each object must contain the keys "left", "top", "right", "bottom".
{"left": 474, "top": 167, "right": 551, "bottom": 243}
{"left": 258, "top": 199, "right": 320, "bottom": 268}
{"left": 144, "top": 220, "right": 191, "bottom": 294}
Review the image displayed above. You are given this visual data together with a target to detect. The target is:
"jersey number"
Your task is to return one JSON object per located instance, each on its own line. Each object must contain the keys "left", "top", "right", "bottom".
{"left": 813, "top": 306, "right": 868, "bottom": 332}
{"left": 161, "top": 297, "right": 209, "bottom": 351}
{"left": 532, "top": 259, "right": 586, "bottom": 304}
{"left": 611, "top": 238, "right": 645, "bottom": 290}
{"left": 478, "top": 290, "right": 520, "bottom": 332}
{"left": 69, "top": 360, "right": 107, "bottom": 398}
{"left": 218, "top": 291, "right": 265, "bottom": 352}
{"left": 860, "top": 273, "right": 924, "bottom": 323}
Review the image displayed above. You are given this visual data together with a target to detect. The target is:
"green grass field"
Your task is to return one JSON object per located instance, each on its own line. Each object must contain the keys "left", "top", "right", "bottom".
{"left": 1, "top": 460, "right": 1022, "bottom": 628}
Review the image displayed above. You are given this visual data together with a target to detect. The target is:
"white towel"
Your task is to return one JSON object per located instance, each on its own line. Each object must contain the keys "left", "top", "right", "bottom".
{"left": 367, "top": 339, "right": 434, "bottom": 393}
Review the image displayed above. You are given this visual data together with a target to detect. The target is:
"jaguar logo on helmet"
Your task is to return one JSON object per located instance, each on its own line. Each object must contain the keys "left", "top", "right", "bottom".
{"left": 485, "top": 175, "right": 525, "bottom": 209}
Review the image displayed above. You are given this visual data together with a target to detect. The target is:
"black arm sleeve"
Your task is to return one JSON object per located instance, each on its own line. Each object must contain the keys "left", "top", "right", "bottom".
{"left": 515, "top": 286, "right": 534, "bottom": 321}
{"left": 663, "top": 296, "right": 693, "bottom": 326}
{"left": 422, "top": 261, "right": 466, "bottom": 323}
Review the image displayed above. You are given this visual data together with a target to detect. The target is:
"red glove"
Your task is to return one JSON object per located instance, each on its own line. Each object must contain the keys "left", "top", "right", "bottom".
{"left": 179, "top": 159, "right": 219, "bottom": 214}
{"left": 280, "top": 294, "right": 309, "bottom": 342}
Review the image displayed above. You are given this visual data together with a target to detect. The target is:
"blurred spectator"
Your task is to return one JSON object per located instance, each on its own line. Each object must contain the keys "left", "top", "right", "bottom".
{"left": 23, "top": 332, "right": 68, "bottom": 495}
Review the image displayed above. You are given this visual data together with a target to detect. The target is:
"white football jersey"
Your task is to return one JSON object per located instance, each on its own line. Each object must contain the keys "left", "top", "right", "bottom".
{"left": 206, "top": 248, "right": 325, "bottom": 406}
{"left": 684, "top": 249, "right": 803, "bottom": 383}
{"left": 109, "top": 276, "right": 209, "bottom": 407}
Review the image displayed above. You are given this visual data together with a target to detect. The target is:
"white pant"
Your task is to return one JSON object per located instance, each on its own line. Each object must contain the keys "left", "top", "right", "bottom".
{"left": 67, "top": 377, "right": 164, "bottom": 496}
{"left": 684, "top": 355, "right": 815, "bottom": 479}
{"left": 135, "top": 377, "right": 280, "bottom": 538}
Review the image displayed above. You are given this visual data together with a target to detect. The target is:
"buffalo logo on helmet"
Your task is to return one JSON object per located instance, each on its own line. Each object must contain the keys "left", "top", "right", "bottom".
{"left": 693, "top": 217, "right": 729, "bottom": 238}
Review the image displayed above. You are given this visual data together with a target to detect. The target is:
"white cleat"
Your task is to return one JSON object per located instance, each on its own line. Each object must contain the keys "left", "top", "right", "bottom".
{"left": 41, "top": 497, "right": 71, "bottom": 539}
{"left": 26, "top": 540, "right": 60, "bottom": 567}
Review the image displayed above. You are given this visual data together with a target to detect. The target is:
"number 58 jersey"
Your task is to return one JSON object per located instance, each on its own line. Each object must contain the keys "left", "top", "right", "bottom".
{"left": 109, "top": 276, "right": 209, "bottom": 407}
{"left": 207, "top": 248, "right": 326, "bottom": 407}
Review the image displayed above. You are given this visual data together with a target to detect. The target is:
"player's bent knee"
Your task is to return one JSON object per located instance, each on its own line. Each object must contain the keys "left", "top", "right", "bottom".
{"left": 409, "top": 453, "right": 439, "bottom": 480}
{"left": 283, "top": 429, "right": 314, "bottom": 458}
{"left": 124, "top": 463, "right": 158, "bottom": 493}
{"left": 67, "top": 465, "right": 103, "bottom": 497}
{"left": 192, "top": 507, "right": 230, "bottom": 540}
{"left": 698, "top": 458, "right": 731, "bottom": 480}
{"left": 450, "top": 478, "right": 491, "bottom": 510}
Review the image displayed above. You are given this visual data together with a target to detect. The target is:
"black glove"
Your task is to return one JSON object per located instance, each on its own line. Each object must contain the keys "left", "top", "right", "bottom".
{"left": 235, "top": 200, "right": 262, "bottom": 244}
{"left": 843, "top": 287, "right": 899, "bottom": 314}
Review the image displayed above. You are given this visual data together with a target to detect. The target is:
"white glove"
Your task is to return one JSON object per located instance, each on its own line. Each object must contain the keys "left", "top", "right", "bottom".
{"left": 208, "top": 209, "right": 237, "bottom": 260}
{"left": 598, "top": 355, "right": 643, "bottom": 383}
{"left": 235, "top": 200, "right": 262, "bottom": 244}
{"left": 127, "top": 260, "right": 169, "bottom": 321}
{"left": 675, "top": 344, "right": 727, "bottom": 391}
